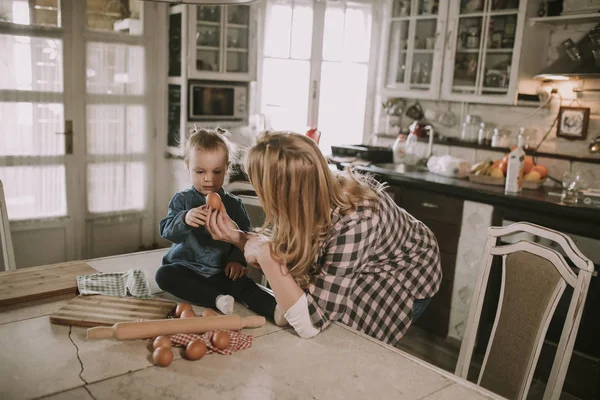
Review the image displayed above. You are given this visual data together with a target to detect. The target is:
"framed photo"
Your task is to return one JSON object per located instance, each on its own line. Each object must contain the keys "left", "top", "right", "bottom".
{"left": 557, "top": 106, "right": 590, "bottom": 140}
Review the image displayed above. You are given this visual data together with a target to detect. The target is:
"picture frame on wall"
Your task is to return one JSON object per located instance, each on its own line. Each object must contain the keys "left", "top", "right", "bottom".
{"left": 556, "top": 106, "right": 590, "bottom": 141}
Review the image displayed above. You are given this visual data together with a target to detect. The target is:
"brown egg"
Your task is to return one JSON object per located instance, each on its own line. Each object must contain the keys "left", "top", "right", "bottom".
{"left": 152, "top": 346, "right": 173, "bottom": 367}
{"left": 202, "top": 309, "right": 218, "bottom": 317}
{"left": 152, "top": 335, "right": 172, "bottom": 350}
{"left": 175, "top": 303, "right": 193, "bottom": 317}
{"left": 211, "top": 331, "right": 230, "bottom": 350}
{"left": 181, "top": 309, "right": 197, "bottom": 319}
{"left": 185, "top": 339, "right": 207, "bottom": 361}
{"left": 206, "top": 192, "right": 222, "bottom": 209}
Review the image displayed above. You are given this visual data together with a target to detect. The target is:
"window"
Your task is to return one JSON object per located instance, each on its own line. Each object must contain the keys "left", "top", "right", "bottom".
{"left": 260, "top": 0, "right": 374, "bottom": 155}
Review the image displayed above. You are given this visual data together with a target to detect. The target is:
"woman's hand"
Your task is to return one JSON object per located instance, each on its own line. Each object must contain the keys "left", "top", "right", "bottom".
{"left": 205, "top": 204, "right": 247, "bottom": 250}
{"left": 184, "top": 206, "right": 208, "bottom": 228}
{"left": 244, "top": 234, "right": 272, "bottom": 269}
{"left": 225, "top": 261, "right": 247, "bottom": 280}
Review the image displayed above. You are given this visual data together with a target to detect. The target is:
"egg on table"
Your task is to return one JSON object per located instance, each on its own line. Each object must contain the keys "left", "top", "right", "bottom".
{"left": 175, "top": 303, "right": 193, "bottom": 317}
{"left": 152, "top": 346, "right": 173, "bottom": 367}
{"left": 211, "top": 331, "right": 230, "bottom": 350}
{"left": 153, "top": 335, "right": 172, "bottom": 350}
{"left": 185, "top": 339, "right": 207, "bottom": 361}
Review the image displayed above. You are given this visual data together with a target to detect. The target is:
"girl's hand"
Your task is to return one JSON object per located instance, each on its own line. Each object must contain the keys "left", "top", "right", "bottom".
{"left": 244, "top": 235, "right": 275, "bottom": 270}
{"left": 205, "top": 204, "right": 246, "bottom": 249}
{"left": 225, "top": 262, "right": 247, "bottom": 280}
{"left": 185, "top": 206, "right": 208, "bottom": 227}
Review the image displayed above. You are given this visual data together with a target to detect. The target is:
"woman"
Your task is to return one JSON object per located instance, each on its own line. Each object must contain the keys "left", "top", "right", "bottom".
{"left": 205, "top": 131, "right": 441, "bottom": 347}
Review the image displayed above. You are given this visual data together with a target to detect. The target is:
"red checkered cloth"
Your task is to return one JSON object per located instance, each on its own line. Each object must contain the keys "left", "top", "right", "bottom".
{"left": 152, "top": 330, "right": 252, "bottom": 355}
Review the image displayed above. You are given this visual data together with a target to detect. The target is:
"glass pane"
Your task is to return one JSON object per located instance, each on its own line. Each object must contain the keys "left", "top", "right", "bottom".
{"left": 86, "top": 42, "right": 145, "bottom": 95}
{"left": 196, "top": 49, "right": 219, "bottom": 71}
{"left": 86, "top": 0, "right": 143, "bottom": 35}
{"left": 261, "top": 58, "right": 310, "bottom": 133}
{"left": 491, "top": 0, "right": 520, "bottom": 11}
{"left": 0, "top": 102, "right": 63, "bottom": 156}
{"left": 227, "top": 5, "right": 248, "bottom": 25}
{"left": 323, "top": 3, "right": 371, "bottom": 63}
{"left": 318, "top": 62, "right": 368, "bottom": 156}
{"left": 87, "top": 162, "right": 146, "bottom": 213}
{"left": 392, "top": 0, "right": 411, "bottom": 17}
{"left": 453, "top": 52, "right": 479, "bottom": 88}
{"left": 226, "top": 26, "right": 248, "bottom": 50}
{"left": 417, "top": 0, "right": 440, "bottom": 16}
{"left": 411, "top": 53, "right": 434, "bottom": 86}
{"left": 0, "top": 0, "right": 61, "bottom": 27}
{"left": 197, "top": 5, "right": 220, "bottom": 23}
{"left": 482, "top": 53, "right": 511, "bottom": 91}
{"left": 415, "top": 19, "right": 437, "bottom": 50}
{"left": 386, "top": 20, "right": 408, "bottom": 86}
{"left": 0, "top": 35, "right": 63, "bottom": 92}
{"left": 453, "top": 17, "right": 483, "bottom": 90}
{"left": 0, "top": 165, "right": 66, "bottom": 220}
{"left": 290, "top": 2, "right": 312, "bottom": 59}
{"left": 226, "top": 51, "right": 248, "bottom": 73}
{"left": 487, "top": 15, "right": 517, "bottom": 50}
{"left": 87, "top": 105, "right": 145, "bottom": 155}
{"left": 460, "top": 0, "right": 484, "bottom": 13}
{"left": 264, "top": 3, "right": 292, "bottom": 58}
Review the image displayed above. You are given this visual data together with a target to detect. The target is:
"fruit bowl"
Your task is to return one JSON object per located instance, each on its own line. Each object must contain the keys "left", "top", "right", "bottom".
{"left": 468, "top": 174, "right": 547, "bottom": 190}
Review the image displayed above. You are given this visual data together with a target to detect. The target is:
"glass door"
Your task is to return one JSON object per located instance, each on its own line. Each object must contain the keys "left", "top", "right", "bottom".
{"left": 442, "top": 0, "right": 523, "bottom": 104}
{"left": 225, "top": 5, "right": 250, "bottom": 73}
{"left": 196, "top": 5, "right": 222, "bottom": 72}
{"left": 384, "top": 0, "right": 447, "bottom": 99}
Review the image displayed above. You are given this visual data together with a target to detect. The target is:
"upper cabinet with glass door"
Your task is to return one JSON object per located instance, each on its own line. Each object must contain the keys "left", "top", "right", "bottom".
{"left": 382, "top": 0, "right": 448, "bottom": 99}
{"left": 441, "top": 0, "right": 526, "bottom": 104}
{"left": 188, "top": 4, "right": 256, "bottom": 81}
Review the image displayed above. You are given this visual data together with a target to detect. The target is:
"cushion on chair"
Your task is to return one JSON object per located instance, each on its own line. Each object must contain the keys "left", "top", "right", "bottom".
{"left": 479, "top": 250, "right": 563, "bottom": 400}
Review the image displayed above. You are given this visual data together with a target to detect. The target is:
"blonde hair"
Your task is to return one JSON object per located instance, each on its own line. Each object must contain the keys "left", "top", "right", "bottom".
{"left": 246, "top": 131, "right": 385, "bottom": 288}
{"left": 184, "top": 127, "right": 232, "bottom": 165}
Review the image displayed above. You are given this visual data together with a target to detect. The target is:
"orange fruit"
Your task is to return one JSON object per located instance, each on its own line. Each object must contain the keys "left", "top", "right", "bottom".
{"left": 531, "top": 165, "right": 548, "bottom": 178}
{"left": 492, "top": 159, "right": 502, "bottom": 168}
{"left": 498, "top": 161, "right": 508, "bottom": 174}
{"left": 523, "top": 156, "right": 534, "bottom": 174}
{"left": 524, "top": 170, "right": 542, "bottom": 181}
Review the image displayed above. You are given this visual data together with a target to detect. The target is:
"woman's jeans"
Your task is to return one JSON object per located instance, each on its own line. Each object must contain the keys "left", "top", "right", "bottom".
{"left": 412, "top": 298, "right": 432, "bottom": 322}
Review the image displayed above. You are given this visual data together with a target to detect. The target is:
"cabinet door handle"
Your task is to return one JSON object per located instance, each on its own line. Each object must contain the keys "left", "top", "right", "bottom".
{"left": 421, "top": 202, "right": 439, "bottom": 209}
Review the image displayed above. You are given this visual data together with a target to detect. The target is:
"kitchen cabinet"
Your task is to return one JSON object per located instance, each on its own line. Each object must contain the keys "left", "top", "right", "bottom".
{"left": 381, "top": 0, "right": 449, "bottom": 100}
{"left": 188, "top": 4, "right": 257, "bottom": 81}
{"left": 380, "top": 0, "right": 537, "bottom": 105}
{"left": 389, "top": 184, "right": 463, "bottom": 338}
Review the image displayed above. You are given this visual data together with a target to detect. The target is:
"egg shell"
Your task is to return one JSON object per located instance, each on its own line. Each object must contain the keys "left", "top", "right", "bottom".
{"left": 211, "top": 331, "right": 230, "bottom": 350}
{"left": 152, "top": 336, "right": 172, "bottom": 350}
{"left": 181, "top": 309, "right": 197, "bottom": 319}
{"left": 152, "top": 347, "right": 173, "bottom": 367}
{"left": 206, "top": 192, "right": 222, "bottom": 209}
{"left": 202, "top": 309, "right": 218, "bottom": 317}
{"left": 185, "top": 339, "right": 207, "bottom": 361}
{"left": 175, "top": 303, "right": 193, "bottom": 317}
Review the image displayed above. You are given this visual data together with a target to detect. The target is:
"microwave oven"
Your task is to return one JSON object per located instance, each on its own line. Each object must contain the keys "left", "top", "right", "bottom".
{"left": 188, "top": 80, "right": 248, "bottom": 122}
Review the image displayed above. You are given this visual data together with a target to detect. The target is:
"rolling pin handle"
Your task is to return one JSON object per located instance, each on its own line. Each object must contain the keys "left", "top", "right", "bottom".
{"left": 243, "top": 316, "right": 266, "bottom": 328}
{"left": 87, "top": 326, "right": 114, "bottom": 339}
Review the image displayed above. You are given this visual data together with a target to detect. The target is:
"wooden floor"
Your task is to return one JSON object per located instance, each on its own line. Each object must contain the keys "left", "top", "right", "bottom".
{"left": 396, "top": 326, "right": 581, "bottom": 400}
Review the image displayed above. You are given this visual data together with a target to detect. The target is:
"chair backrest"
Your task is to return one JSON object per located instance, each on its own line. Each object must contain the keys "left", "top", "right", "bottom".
{"left": 0, "top": 180, "right": 17, "bottom": 271}
{"left": 455, "top": 222, "right": 594, "bottom": 400}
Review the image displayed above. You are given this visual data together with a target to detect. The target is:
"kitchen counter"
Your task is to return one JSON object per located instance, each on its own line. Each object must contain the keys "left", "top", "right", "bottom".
{"left": 356, "top": 164, "right": 600, "bottom": 238}
{"left": 0, "top": 252, "right": 506, "bottom": 400}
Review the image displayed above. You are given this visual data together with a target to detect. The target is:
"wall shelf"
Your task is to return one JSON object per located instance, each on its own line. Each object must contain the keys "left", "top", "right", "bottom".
{"left": 528, "top": 14, "right": 600, "bottom": 26}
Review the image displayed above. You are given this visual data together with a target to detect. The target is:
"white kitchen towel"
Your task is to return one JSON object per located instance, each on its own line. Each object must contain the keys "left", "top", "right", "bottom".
{"left": 76, "top": 269, "right": 151, "bottom": 298}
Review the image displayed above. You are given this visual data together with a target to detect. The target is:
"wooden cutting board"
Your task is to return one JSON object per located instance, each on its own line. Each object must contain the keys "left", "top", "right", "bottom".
{"left": 0, "top": 261, "right": 97, "bottom": 306}
{"left": 49, "top": 295, "right": 177, "bottom": 327}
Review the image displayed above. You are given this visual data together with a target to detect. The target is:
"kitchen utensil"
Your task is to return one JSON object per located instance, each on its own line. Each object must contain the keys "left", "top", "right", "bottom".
{"left": 406, "top": 101, "right": 424, "bottom": 120}
{"left": 87, "top": 314, "right": 266, "bottom": 340}
{"left": 50, "top": 295, "right": 177, "bottom": 328}
{"left": 409, "top": 119, "right": 432, "bottom": 138}
{"left": 0, "top": 261, "right": 97, "bottom": 306}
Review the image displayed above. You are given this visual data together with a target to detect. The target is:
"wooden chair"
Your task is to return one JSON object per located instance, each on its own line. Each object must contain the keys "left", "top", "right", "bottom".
{"left": 0, "top": 180, "right": 17, "bottom": 271}
{"left": 455, "top": 221, "right": 594, "bottom": 400}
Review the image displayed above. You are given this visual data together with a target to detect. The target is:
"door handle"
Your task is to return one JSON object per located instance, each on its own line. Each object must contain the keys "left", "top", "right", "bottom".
{"left": 56, "top": 120, "right": 73, "bottom": 155}
{"left": 421, "top": 202, "right": 439, "bottom": 209}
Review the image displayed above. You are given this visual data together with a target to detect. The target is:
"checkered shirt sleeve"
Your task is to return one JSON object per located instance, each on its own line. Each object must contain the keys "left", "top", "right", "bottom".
{"left": 305, "top": 190, "right": 442, "bottom": 347}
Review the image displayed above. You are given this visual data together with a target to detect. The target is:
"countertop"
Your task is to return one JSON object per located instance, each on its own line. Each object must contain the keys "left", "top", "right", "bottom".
{"left": 355, "top": 164, "right": 600, "bottom": 225}
{"left": 0, "top": 251, "right": 506, "bottom": 400}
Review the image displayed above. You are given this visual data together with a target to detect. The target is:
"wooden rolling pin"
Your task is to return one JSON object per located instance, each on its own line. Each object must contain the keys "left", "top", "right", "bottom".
{"left": 87, "top": 315, "right": 266, "bottom": 340}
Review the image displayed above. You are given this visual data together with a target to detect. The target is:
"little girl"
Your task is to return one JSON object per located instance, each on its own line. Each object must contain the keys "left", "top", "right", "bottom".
{"left": 156, "top": 127, "right": 283, "bottom": 322}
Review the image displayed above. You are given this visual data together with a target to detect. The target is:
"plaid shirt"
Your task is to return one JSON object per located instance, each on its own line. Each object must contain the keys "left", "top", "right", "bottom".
{"left": 306, "top": 190, "right": 442, "bottom": 347}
